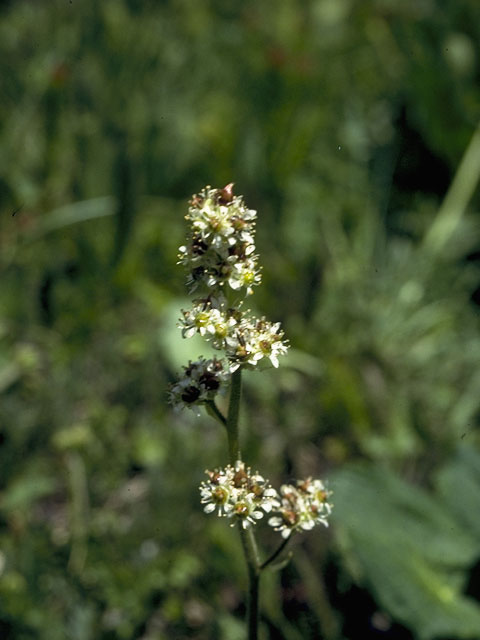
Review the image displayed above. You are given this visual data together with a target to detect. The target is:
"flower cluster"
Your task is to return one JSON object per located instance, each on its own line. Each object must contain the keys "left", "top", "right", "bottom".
{"left": 168, "top": 357, "right": 230, "bottom": 413}
{"left": 268, "top": 478, "right": 333, "bottom": 538}
{"left": 199, "top": 461, "right": 280, "bottom": 529}
{"left": 179, "top": 299, "right": 288, "bottom": 370}
{"left": 178, "top": 184, "right": 261, "bottom": 296}
{"left": 169, "top": 184, "right": 289, "bottom": 413}
{"left": 200, "top": 464, "right": 332, "bottom": 538}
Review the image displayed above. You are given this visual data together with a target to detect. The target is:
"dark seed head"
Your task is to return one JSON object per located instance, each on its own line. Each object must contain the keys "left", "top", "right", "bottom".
{"left": 191, "top": 235, "right": 209, "bottom": 255}
{"left": 199, "top": 372, "right": 220, "bottom": 391}
{"left": 181, "top": 385, "right": 201, "bottom": 403}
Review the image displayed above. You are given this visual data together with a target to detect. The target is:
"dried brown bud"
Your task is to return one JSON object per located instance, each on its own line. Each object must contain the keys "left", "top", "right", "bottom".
{"left": 282, "top": 509, "right": 298, "bottom": 526}
{"left": 217, "top": 183, "right": 235, "bottom": 205}
{"left": 207, "top": 470, "right": 222, "bottom": 484}
{"left": 297, "top": 479, "right": 311, "bottom": 493}
{"left": 233, "top": 467, "right": 248, "bottom": 487}
{"left": 190, "top": 194, "right": 204, "bottom": 208}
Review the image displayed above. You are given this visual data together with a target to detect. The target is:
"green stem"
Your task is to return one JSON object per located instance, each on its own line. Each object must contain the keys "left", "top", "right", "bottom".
{"left": 205, "top": 399, "right": 227, "bottom": 427}
{"left": 260, "top": 535, "right": 292, "bottom": 571}
{"left": 240, "top": 527, "right": 261, "bottom": 640}
{"left": 224, "top": 368, "right": 261, "bottom": 639}
{"left": 248, "top": 572, "right": 260, "bottom": 640}
{"left": 226, "top": 368, "right": 242, "bottom": 463}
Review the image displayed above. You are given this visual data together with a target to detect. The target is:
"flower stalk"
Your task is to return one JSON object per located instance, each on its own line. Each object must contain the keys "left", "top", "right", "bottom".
{"left": 239, "top": 527, "right": 260, "bottom": 640}
{"left": 205, "top": 400, "right": 227, "bottom": 427}
{"left": 226, "top": 368, "right": 242, "bottom": 463}
{"left": 227, "top": 368, "right": 261, "bottom": 639}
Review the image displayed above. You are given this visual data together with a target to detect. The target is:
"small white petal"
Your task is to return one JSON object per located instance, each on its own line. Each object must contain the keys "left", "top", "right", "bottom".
{"left": 228, "top": 278, "right": 242, "bottom": 290}
{"left": 264, "top": 488, "right": 277, "bottom": 497}
{"left": 268, "top": 517, "right": 283, "bottom": 527}
{"left": 204, "top": 504, "right": 216, "bottom": 514}
{"left": 270, "top": 355, "right": 279, "bottom": 368}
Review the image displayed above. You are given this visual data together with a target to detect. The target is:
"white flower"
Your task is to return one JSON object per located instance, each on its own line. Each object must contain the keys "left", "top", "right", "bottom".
{"left": 173, "top": 185, "right": 289, "bottom": 422}
{"left": 199, "top": 461, "right": 279, "bottom": 529}
{"left": 268, "top": 478, "right": 332, "bottom": 537}
{"left": 178, "top": 184, "right": 260, "bottom": 297}
{"left": 227, "top": 493, "right": 265, "bottom": 529}
{"left": 228, "top": 260, "right": 262, "bottom": 296}
{"left": 222, "top": 316, "right": 289, "bottom": 370}
{"left": 200, "top": 467, "right": 235, "bottom": 517}
{"left": 179, "top": 300, "right": 239, "bottom": 352}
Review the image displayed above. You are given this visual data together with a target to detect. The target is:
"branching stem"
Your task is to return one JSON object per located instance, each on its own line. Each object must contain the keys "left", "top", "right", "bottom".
{"left": 205, "top": 399, "right": 227, "bottom": 427}
{"left": 260, "top": 535, "right": 292, "bottom": 571}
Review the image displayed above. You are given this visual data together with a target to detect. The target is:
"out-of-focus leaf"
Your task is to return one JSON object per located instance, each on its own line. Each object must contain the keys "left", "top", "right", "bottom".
{"left": 25, "top": 197, "right": 116, "bottom": 240}
{"left": 0, "top": 360, "right": 20, "bottom": 392}
{"left": 1, "top": 473, "right": 56, "bottom": 512}
{"left": 157, "top": 298, "right": 217, "bottom": 372}
{"left": 332, "top": 464, "right": 480, "bottom": 640}
{"left": 436, "top": 444, "right": 480, "bottom": 538}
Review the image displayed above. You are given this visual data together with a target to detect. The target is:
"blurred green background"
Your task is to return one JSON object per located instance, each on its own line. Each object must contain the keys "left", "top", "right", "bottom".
{"left": 1, "top": 1, "right": 480, "bottom": 638}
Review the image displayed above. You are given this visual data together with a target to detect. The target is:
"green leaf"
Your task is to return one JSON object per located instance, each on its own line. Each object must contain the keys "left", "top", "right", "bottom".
{"left": 332, "top": 464, "right": 480, "bottom": 639}
{"left": 1, "top": 473, "right": 56, "bottom": 513}
{"left": 157, "top": 298, "right": 217, "bottom": 372}
{"left": 436, "top": 444, "right": 480, "bottom": 538}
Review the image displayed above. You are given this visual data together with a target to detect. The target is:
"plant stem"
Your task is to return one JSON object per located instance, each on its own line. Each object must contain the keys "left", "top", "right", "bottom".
{"left": 248, "top": 572, "right": 260, "bottom": 640}
{"left": 240, "top": 527, "right": 261, "bottom": 640}
{"left": 205, "top": 399, "right": 227, "bottom": 427}
{"left": 225, "top": 368, "right": 261, "bottom": 639}
{"left": 226, "top": 368, "right": 242, "bottom": 463}
{"left": 260, "top": 535, "right": 292, "bottom": 570}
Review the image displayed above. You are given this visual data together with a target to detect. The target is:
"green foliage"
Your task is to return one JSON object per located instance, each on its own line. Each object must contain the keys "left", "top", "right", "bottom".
{"left": 1, "top": 0, "right": 480, "bottom": 638}
{"left": 332, "top": 459, "right": 480, "bottom": 639}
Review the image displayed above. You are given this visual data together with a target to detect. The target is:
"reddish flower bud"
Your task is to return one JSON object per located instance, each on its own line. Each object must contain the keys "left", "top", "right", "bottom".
{"left": 217, "top": 183, "right": 235, "bottom": 205}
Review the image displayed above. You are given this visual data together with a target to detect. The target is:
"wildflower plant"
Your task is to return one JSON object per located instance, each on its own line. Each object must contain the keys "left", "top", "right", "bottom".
{"left": 169, "top": 184, "right": 333, "bottom": 638}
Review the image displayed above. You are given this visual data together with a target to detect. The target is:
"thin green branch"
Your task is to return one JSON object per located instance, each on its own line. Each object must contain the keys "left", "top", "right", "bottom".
{"left": 239, "top": 527, "right": 261, "bottom": 640}
{"left": 260, "top": 535, "right": 292, "bottom": 571}
{"left": 224, "top": 367, "right": 261, "bottom": 639}
{"left": 226, "top": 368, "right": 242, "bottom": 464}
{"left": 205, "top": 399, "right": 227, "bottom": 427}
{"left": 240, "top": 525, "right": 261, "bottom": 571}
